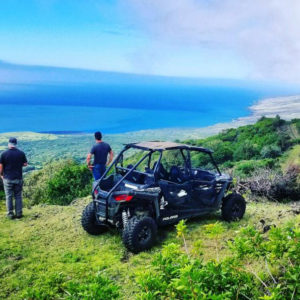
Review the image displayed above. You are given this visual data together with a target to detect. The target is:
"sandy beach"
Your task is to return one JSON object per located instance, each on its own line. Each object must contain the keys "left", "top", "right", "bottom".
{"left": 116, "top": 95, "right": 300, "bottom": 141}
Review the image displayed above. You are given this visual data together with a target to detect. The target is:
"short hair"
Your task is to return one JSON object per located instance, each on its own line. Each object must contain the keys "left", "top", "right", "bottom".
{"left": 94, "top": 131, "right": 102, "bottom": 140}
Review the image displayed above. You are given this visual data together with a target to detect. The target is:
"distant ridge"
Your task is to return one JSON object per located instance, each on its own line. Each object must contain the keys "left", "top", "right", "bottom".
{"left": 39, "top": 131, "right": 86, "bottom": 135}
{"left": 0, "top": 59, "right": 284, "bottom": 87}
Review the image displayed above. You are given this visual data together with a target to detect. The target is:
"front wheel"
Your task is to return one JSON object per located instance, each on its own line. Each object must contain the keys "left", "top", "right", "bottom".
{"left": 222, "top": 193, "right": 246, "bottom": 221}
{"left": 81, "top": 202, "right": 107, "bottom": 235}
{"left": 122, "top": 217, "right": 157, "bottom": 253}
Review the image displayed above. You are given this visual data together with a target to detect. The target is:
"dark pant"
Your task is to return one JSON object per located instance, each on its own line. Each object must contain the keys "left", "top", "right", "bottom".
{"left": 3, "top": 179, "right": 23, "bottom": 216}
{"left": 92, "top": 164, "right": 106, "bottom": 180}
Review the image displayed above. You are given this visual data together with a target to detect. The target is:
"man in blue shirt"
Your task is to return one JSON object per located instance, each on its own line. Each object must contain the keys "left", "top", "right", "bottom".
{"left": 87, "top": 131, "right": 113, "bottom": 180}
{"left": 0, "top": 137, "right": 28, "bottom": 219}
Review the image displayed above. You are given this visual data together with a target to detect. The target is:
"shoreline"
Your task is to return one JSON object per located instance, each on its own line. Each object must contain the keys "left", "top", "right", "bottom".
{"left": 0, "top": 95, "right": 300, "bottom": 142}
{"left": 111, "top": 95, "right": 300, "bottom": 140}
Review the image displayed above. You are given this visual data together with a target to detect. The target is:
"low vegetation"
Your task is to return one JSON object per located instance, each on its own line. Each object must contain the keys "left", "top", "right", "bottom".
{"left": 0, "top": 116, "right": 299, "bottom": 299}
{"left": 22, "top": 160, "right": 92, "bottom": 206}
{"left": 184, "top": 116, "right": 300, "bottom": 176}
{"left": 137, "top": 218, "right": 299, "bottom": 299}
{"left": 0, "top": 199, "right": 299, "bottom": 299}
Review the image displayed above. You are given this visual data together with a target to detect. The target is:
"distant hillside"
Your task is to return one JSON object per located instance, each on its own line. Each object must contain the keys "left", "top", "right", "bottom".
{"left": 0, "top": 116, "right": 299, "bottom": 174}
{"left": 183, "top": 116, "right": 300, "bottom": 177}
{"left": 0, "top": 128, "right": 214, "bottom": 170}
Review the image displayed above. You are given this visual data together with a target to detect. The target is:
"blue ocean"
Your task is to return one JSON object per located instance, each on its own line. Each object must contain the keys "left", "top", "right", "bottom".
{"left": 0, "top": 63, "right": 299, "bottom": 133}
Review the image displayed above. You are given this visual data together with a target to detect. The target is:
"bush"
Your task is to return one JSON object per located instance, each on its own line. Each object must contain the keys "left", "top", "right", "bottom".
{"left": 233, "top": 140, "right": 259, "bottom": 161}
{"left": 136, "top": 244, "right": 256, "bottom": 299}
{"left": 136, "top": 221, "right": 300, "bottom": 300}
{"left": 245, "top": 166, "right": 300, "bottom": 201}
{"left": 64, "top": 273, "right": 119, "bottom": 300}
{"left": 24, "top": 159, "right": 92, "bottom": 206}
{"left": 233, "top": 159, "right": 276, "bottom": 178}
{"left": 260, "top": 144, "right": 282, "bottom": 158}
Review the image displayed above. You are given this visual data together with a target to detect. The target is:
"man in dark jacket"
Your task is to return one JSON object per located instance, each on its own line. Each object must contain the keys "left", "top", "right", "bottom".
{"left": 0, "top": 137, "right": 28, "bottom": 219}
{"left": 86, "top": 131, "right": 113, "bottom": 180}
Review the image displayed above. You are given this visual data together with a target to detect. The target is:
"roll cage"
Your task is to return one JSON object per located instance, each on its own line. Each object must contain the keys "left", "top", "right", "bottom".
{"left": 93, "top": 141, "right": 221, "bottom": 198}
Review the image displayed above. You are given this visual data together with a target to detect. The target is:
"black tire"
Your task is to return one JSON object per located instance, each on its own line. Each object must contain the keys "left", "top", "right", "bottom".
{"left": 122, "top": 217, "right": 157, "bottom": 253}
{"left": 222, "top": 193, "right": 246, "bottom": 222}
{"left": 81, "top": 202, "right": 107, "bottom": 235}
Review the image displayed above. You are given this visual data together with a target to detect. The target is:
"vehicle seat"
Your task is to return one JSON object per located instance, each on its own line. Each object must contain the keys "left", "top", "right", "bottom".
{"left": 145, "top": 167, "right": 153, "bottom": 174}
{"left": 153, "top": 161, "right": 169, "bottom": 180}
{"left": 169, "top": 166, "right": 185, "bottom": 183}
{"left": 126, "top": 164, "right": 143, "bottom": 183}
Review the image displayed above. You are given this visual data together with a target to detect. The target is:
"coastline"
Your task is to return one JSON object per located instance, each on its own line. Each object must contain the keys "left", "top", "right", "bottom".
{"left": 0, "top": 95, "right": 299, "bottom": 142}
{"left": 115, "top": 95, "right": 300, "bottom": 140}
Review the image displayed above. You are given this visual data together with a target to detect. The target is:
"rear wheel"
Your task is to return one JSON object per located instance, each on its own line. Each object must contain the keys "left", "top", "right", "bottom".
{"left": 122, "top": 217, "right": 157, "bottom": 253}
{"left": 222, "top": 193, "right": 246, "bottom": 221}
{"left": 81, "top": 202, "right": 107, "bottom": 235}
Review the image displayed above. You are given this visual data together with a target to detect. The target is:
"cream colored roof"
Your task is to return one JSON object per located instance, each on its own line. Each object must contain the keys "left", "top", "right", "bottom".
{"left": 128, "top": 141, "right": 212, "bottom": 153}
{"left": 131, "top": 141, "right": 188, "bottom": 150}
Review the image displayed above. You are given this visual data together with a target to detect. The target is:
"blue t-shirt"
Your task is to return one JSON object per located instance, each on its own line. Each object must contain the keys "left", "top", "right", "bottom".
{"left": 90, "top": 142, "right": 112, "bottom": 165}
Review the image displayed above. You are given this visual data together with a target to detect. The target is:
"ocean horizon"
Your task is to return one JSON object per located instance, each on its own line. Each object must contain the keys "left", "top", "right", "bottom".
{"left": 0, "top": 89, "right": 298, "bottom": 134}
{"left": 1, "top": 62, "right": 300, "bottom": 133}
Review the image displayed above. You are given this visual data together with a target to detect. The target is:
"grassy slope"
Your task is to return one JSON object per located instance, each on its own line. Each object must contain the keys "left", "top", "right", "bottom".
{"left": 281, "top": 144, "right": 300, "bottom": 170}
{"left": 0, "top": 198, "right": 299, "bottom": 299}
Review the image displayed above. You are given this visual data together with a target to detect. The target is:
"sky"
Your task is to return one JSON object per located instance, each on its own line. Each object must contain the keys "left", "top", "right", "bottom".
{"left": 0, "top": 0, "right": 300, "bottom": 82}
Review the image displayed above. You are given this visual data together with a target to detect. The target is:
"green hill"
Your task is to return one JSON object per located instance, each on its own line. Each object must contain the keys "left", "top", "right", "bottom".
{"left": 0, "top": 116, "right": 299, "bottom": 299}
{"left": 183, "top": 116, "right": 300, "bottom": 173}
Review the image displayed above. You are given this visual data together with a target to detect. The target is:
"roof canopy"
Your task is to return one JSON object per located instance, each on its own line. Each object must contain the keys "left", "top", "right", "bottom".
{"left": 126, "top": 141, "right": 212, "bottom": 153}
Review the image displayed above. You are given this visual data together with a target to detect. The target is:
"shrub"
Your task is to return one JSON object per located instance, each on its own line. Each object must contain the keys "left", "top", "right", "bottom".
{"left": 233, "top": 159, "right": 276, "bottom": 178}
{"left": 245, "top": 166, "right": 300, "bottom": 201}
{"left": 46, "top": 162, "right": 91, "bottom": 205}
{"left": 233, "top": 140, "right": 259, "bottom": 161}
{"left": 136, "top": 221, "right": 300, "bottom": 300}
{"left": 227, "top": 226, "right": 265, "bottom": 258}
{"left": 229, "top": 223, "right": 300, "bottom": 299}
{"left": 260, "top": 144, "right": 282, "bottom": 158}
{"left": 24, "top": 159, "right": 92, "bottom": 206}
{"left": 212, "top": 143, "right": 234, "bottom": 164}
{"left": 136, "top": 243, "right": 256, "bottom": 299}
{"left": 64, "top": 273, "right": 119, "bottom": 300}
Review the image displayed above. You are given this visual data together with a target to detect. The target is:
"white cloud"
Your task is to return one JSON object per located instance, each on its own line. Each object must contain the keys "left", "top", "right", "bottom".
{"left": 124, "top": 0, "right": 300, "bottom": 82}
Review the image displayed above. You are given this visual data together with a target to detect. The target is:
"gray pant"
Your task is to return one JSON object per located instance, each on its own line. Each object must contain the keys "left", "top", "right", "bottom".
{"left": 3, "top": 179, "right": 23, "bottom": 216}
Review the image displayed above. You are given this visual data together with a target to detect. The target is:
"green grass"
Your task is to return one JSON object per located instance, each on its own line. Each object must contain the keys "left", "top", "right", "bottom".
{"left": 0, "top": 198, "right": 299, "bottom": 299}
{"left": 0, "top": 132, "right": 57, "bottom": 143}
{"left": 281, "top": 144, "right": 300, "bottom": 170}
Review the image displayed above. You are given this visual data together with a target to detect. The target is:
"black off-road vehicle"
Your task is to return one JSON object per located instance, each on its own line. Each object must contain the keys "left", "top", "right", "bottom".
{"left": 81, "top": 141, "right": 246, "bottom": 253}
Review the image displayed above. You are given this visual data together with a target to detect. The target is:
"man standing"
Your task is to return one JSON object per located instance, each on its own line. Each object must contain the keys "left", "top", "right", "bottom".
{"left": 87, "top": 131, "right": 113, "bottom": 180}
{"left": 0, "top": 137, "right": 28, "bottom": 219}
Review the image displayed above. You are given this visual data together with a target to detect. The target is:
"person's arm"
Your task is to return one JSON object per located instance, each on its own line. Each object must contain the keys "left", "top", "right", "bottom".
{"left": 107, "top": 150, "right": 114, "bottom": 166}
{"left": 87, "top": 146, "right": 95, "bottom": 170}
{"left": 23, "top": 153, "right": 28, "bottom": 167}
{"left": 86, "top": 153, "right": 93, "bottom": 170}
{"left": 0, "top": 163, "right": 3, "bottom": 180}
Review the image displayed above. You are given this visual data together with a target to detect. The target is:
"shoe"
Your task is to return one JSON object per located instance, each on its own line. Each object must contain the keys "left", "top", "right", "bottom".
{"left": 15, "top": 215, "right": 23, "bottom": 219}
{"left": 7, "top": 214, "right": 15, "bottom": 220}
